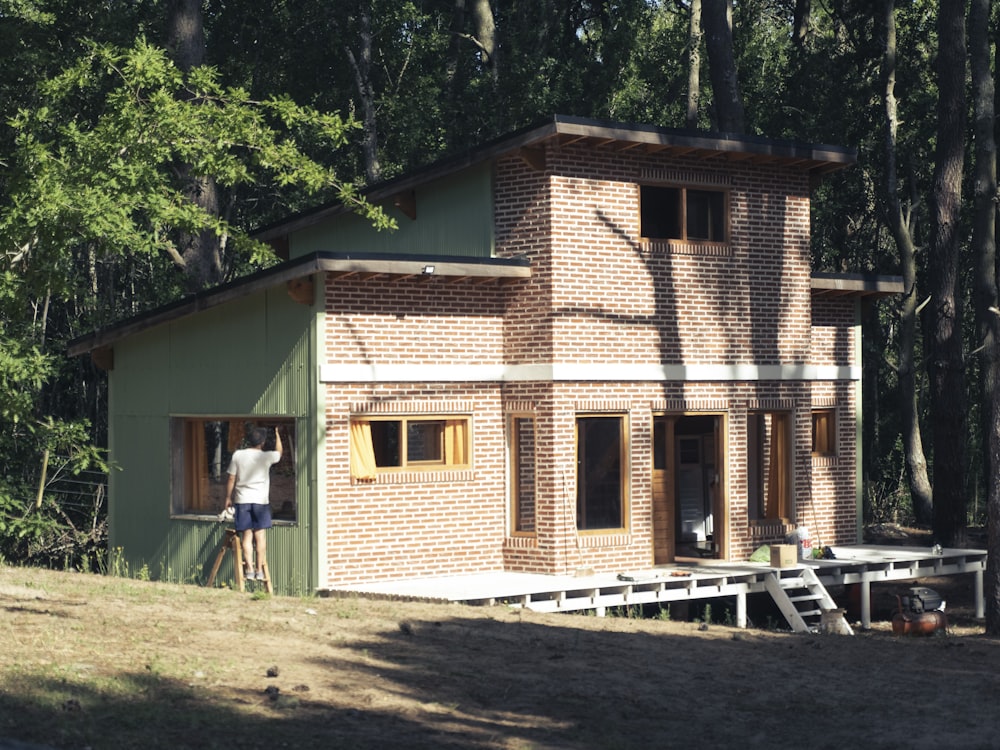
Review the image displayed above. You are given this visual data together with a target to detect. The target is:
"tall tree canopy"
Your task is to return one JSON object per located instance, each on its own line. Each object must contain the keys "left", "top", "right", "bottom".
{"left": 2, "top": 0, "right": 1000, "bottom": 632}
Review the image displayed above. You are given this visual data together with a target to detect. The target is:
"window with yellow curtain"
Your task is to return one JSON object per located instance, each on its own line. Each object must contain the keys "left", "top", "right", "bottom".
{"left": 349, "top": 421, "right": 378, "bottom": 481}
{"left": 350, "top": 415, "right": 472, "bottom": 473}
{"left": 171, "top": 417, "right": 297, "bottom": 520}
{"left": 747, "top": 411, "right": 791, "bottom": 522}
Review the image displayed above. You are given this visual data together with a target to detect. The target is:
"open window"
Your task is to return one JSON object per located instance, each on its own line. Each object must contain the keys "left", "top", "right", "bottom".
{"left": 640, "top": 185, "right": 728, "bottom": 243}
{"left": 576, "top": 414, "right": 629, "bottom": 532}
{"left": 170, "top": 417, "right": 297, "bottom": 521}
{"left": 747, "top": 411, "right": 791, "bottom": 522}
{"left": 811, "top": 409, "right": 837, "bottom": 456}
{"left": 508, "top": 414, "right": 537, "bottom": 535}
{"left": 350, "top": 415, "right": 471, "bottom": 477}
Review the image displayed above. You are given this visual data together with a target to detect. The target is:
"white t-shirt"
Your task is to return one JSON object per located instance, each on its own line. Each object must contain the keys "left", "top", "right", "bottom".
{"left": 227, "top": 448, "right": 281, "bottom": 505}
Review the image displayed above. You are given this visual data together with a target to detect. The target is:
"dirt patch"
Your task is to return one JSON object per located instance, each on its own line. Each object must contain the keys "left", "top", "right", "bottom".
{"left": 1, "top": 560, "right": 998, "bottom": 750}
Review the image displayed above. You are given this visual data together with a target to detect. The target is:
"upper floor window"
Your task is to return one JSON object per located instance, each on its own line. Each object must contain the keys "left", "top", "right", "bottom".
{"left": 350, "top": 415, "right": 471, "bottom": 479}
{"left": 640, "top": 185, "right": 728, "bottom": 243}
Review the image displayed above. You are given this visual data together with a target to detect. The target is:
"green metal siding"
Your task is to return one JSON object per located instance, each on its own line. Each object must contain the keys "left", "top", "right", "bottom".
{"left": 290, "top": 162, "right": 495, "bottom": 258}
{"left": 108, "top": 281, "right": 318, "bottom": 594}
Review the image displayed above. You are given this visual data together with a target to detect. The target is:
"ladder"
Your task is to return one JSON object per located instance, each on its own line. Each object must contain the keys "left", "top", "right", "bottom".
{"left": 206, "top": 528, "right": 272, "bottom": 594}
{"left": 764, "top": 567, "right": 852, "bottom": 634}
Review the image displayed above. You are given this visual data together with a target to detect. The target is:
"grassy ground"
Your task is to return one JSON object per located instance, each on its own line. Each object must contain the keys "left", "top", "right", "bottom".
{"left": 1, "top": 563, "right": 998, "bottom": 749}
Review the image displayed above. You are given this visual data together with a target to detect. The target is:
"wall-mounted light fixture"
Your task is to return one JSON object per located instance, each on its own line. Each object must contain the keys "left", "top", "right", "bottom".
{"left": 422, "top": 265, "right": 436, "bottom": 275}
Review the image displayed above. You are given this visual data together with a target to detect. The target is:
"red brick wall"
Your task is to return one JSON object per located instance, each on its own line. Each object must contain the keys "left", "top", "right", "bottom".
{"left": 323, "top": 278, "right": 506, "bottom": 365}
{"left": 497, "top": 146, "right": 814, "bottom": 366}
{"left": 317, "top": 141, "right": 861, "bottom": 586}
{"left": 323, "top": 382, "right": 508, "bottom": 585}
{"left": 810, "top": 296, "right": 858, "bottom": 366}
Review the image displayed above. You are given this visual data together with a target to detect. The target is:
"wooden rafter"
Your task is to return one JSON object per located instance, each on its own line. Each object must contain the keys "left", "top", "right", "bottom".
{"left": 393, "top": 190, "right": 417, "bottom": 220}
{"left": 518, "top": 146, "right": 546, "bottom": 171}
{"left": 286, "top": 277, "right": 314, "bottom": 306}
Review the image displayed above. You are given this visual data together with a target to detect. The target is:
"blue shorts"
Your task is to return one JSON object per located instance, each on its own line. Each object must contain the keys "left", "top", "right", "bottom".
{"left": 234, "top": 503, "right": 273, "bottom": 532}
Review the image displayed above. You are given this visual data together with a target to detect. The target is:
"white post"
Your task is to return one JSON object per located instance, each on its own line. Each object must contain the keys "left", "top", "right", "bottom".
{"left": 861, "top": 577, "right": 872, "bottom": 630}
{"left": 975, "top": 568, "right": 985, "bottom": 620}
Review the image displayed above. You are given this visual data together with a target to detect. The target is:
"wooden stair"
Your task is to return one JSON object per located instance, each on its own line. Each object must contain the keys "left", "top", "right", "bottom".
{"left": 765, "top": 567, "right": 852, "bottom": 634}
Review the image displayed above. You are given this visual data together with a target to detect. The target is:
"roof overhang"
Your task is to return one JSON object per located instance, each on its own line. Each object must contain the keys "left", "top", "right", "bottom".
{"left": 67, "top": 252, "right": 530, "bottom": 358}
{"left": 810, "top": 272, "right": 905, "bottom": 298}
{"left": 256, "top": 115, "right": 857, "bottom": 242}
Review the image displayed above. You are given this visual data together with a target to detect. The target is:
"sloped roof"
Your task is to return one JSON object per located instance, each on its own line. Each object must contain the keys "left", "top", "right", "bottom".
{"left": 67, "top": 252, "right": 530, "bottom": 357}
{"left": 255, "top": 114, "right": 857, "bottom": 242}
{"left": 68, "top": 117, "right": 872, "bottom": 359}
{"left": 810, "top": 272, "right": 905, "bottom": 298}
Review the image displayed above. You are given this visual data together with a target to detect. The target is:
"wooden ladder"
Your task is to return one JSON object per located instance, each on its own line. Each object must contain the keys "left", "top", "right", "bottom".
{"left": 206, "top": 528, "right": 272, "bottom": 594}
{"left": 765, "top": 567, "right": 851, "bottom": 634}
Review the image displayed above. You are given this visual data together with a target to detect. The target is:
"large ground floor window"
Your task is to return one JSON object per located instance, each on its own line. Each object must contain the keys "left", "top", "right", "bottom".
{"left": 747, "top": 411, "right": 791, "bottom": 522}
{"left": 576, "top": 414, "right": 629, "bottom": 532}
{"left": 170, "top": 417, "right": 297, "bottom": 521}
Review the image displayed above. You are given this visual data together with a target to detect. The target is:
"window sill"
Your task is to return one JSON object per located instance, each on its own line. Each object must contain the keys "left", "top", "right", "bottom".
{"left": 351, "top": 468, "right": 474, "bottom": 485}
{"left": 641, "top": 239, "right": 732, "bottom": 257}
{"left": 577, "top": 532, "right": 632, "bottom": 547}
{"left": 749, "top": 520, "right": 795, "bottom": 539}
{"left": 170, "top": 513, "right": 298, "bottom": 527}
{"left": 812, "top": 454, "right": 839, "bottom": 467}
{"left": 504, "top": 535, "right": 538, "bottom": 549}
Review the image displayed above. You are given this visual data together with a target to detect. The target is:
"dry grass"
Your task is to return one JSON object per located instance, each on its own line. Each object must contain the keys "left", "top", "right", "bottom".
{"left": 1, "top": 564, "right": 999, "bottom": 750}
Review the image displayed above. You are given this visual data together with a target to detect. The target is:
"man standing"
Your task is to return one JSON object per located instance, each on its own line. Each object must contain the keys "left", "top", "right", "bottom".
{"left": 224, "top": 426, "right": 282, "bottom": 582}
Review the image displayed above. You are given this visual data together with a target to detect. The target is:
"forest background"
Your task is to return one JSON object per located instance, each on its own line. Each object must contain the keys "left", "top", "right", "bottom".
{"left": 2, "top": 0, "right": 1000, "bottom": 629}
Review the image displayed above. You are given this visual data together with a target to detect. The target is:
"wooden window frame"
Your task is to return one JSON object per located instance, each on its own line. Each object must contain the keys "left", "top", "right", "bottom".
{"left": 170, "top": 416, "right": 297, "bottom": 521}
{"left": 639, "top": 184, "right": 730, "bottom": 244}
{"left": 507, "top": 413, "right": 538, "bottom": 536}
{"left": 747, "top": 411, "right": 792, "bottom": 524}
{"left": 575, "top": 413, "right": 630, "bottom": 533}
{"left": 811, "top": 408, "right": 837, "bottom": 457}
{"left": 350, "top": 414, "right": 472, "bottom": 474}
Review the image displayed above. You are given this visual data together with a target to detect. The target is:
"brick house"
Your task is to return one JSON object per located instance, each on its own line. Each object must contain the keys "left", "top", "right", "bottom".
{"left": 69, "top": 116, "right": 901, "bottom": 594}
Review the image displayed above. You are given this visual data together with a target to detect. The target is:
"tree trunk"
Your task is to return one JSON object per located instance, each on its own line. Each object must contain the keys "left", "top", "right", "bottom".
{"left": 926, "top": 0, "right": 968, "bottom": 546}
{"left": 167, "top": 0, "right": 224, "bottom": 291}
{"left": 345, "top": 2, "right": 381, "bottom": 184}
{"left": 792, "top": 0, "right": 811, "bottom": 48}
{"left": 880, "top": 0, "right": 933, "bottom": 523}
{"left": 703, "top": 0, "right": 745, "bottom": 133}
{"left": 167, "top": 0, "right": 204, "bottom": 70}
{"left": 969, "top": 0, "right": 1000, "bottom": 634}
{"left": 445, "top": 0, "right": 468, "bottom": 93}
{"left": 686, "top": 0, "right": 703, "bottom": 129}
{"left": 469, "top": 0, "right": 498, "bottom": 86}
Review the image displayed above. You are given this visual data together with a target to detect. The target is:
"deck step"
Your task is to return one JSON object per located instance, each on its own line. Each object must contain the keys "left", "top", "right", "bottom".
{"left": 765, "top": 568, "right": 853, "bottom": 635}
{"left": 788, "top": 593, "right": 823, "bottom": 603}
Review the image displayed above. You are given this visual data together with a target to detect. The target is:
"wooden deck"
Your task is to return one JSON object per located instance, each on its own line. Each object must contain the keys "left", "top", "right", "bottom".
{"left": 322, "top": 544, "right": 986, "bottom": 631}
{"left": 807, "top": 544, "right": 986, "bottom": 628}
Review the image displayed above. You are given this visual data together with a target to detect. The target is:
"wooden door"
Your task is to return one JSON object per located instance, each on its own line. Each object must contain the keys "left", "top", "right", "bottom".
{"left": 651, "top": 415, "right": 676, "bottom": 564}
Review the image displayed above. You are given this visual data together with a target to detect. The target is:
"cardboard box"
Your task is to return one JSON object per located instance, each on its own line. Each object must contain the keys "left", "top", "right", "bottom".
{"left": 770, "top": 544, "right": 797, "bottom": 568}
